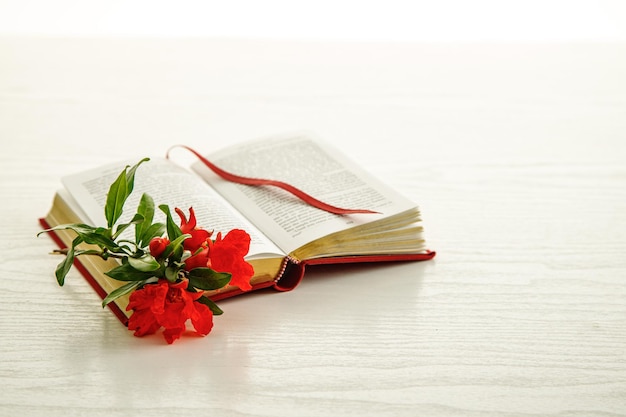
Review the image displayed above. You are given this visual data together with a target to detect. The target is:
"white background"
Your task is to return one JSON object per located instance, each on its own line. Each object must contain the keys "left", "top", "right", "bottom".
{"left": 1, "top": 0, "right": 626, "bottom": 41}
{"left": 1, "top": 2, "right": 625, "bottom": 416}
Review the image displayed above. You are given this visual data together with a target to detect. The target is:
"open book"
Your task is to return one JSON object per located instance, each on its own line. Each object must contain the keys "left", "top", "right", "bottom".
{"left": 40, "top": 133, "right": 435, "bottom": 324}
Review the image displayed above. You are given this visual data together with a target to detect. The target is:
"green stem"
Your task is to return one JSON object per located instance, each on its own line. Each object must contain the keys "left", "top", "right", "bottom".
{"left": 52, "top": 248, "right": 126, "bottom": 260}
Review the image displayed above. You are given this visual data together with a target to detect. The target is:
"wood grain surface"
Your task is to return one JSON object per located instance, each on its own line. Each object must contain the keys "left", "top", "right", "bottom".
{"left": 0, "top": 38, "right": 624, "bottom": 417}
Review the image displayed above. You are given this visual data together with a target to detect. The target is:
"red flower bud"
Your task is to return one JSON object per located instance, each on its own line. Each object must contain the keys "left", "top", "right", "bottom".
{"left": 149, "top": 237, "right": 170, "bottom": 258}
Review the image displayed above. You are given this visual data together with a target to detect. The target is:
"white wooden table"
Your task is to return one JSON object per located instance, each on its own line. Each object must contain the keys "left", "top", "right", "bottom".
{"left": 1, "top": 37, "right": 625, "bottom": 416}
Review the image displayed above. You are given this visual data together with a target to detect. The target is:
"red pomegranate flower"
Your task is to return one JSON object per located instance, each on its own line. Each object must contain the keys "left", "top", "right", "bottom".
{"left": 126, "top": 278, "right": 213, "bottom": 344}
{"left": 183, "top": 229, "right": 254, "bottom": 291}
{"left": 210, "top": 229, "right": 254, "bottom": 291}
{"left": 175, "top": 207, "right": 212, "bottom": 251}
{"left": 177, "top": 207, "right": 254, "bottom": 291}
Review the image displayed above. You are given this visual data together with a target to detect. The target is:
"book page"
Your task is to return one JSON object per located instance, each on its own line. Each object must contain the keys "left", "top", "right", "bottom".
{"left": 190, "top": 134, "right": 417, "bottom": 254}
{"left": 61, "top": 157, "right": 284, "bottom": 259}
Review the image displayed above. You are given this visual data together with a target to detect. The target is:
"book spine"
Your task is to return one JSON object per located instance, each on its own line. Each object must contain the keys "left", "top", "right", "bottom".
{"left": 273, "top": 256, "right": 306, "bottom": 292}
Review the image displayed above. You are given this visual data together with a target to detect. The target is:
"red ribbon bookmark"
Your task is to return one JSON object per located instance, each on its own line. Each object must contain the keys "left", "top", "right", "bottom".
{"left": 167, "top": 145, "right": 378, "bottom": 215}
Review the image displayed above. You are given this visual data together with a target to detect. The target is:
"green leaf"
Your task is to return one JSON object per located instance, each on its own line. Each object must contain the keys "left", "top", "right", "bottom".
{"left": 105, "top": 167, "right": 128, "bottom": 228}
{"left": 54, "top": 236, "right": 82, "bottom": 286}
{"left": 197, "top": 295, "right": 223, "bottom": 315}
{"left": 112, "top": 213, "right": 144, "bottom": 240}
{"left": 104, "top": 158, "right": 149, "bottom": 228}
{"left": 159, "top": 204, "right": 182, "bottom": 240}
{"left": 125, "top": 157, "right": 149, "bottom": 195}
{"left": 135, "top": 193, "right": 156, "bottom": 246}
{"left": 160, "top": 233, "right": 190, "bottom": 260}
{"left": 73, "top": 249, "right": 104, "bottom": 257}
{"left": 127, "top": 253, "right": 161, "bottom": 272}
{"left": 188, "top": 267, "right": 231, "bottom": 290}
{"left": 102, "top": 280, "right": 145, "bottom": 307}
{"left": 105, "top": 262, "right": 156, "bottom": 281}
{"left": 42, "top": 223, "right": 120, "bottom": 252}
{"left": 165, "top": 264, "right": 180, "bottom": 283}
{"left": 140, "top": 222, "right": 166, "bottom": 247}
